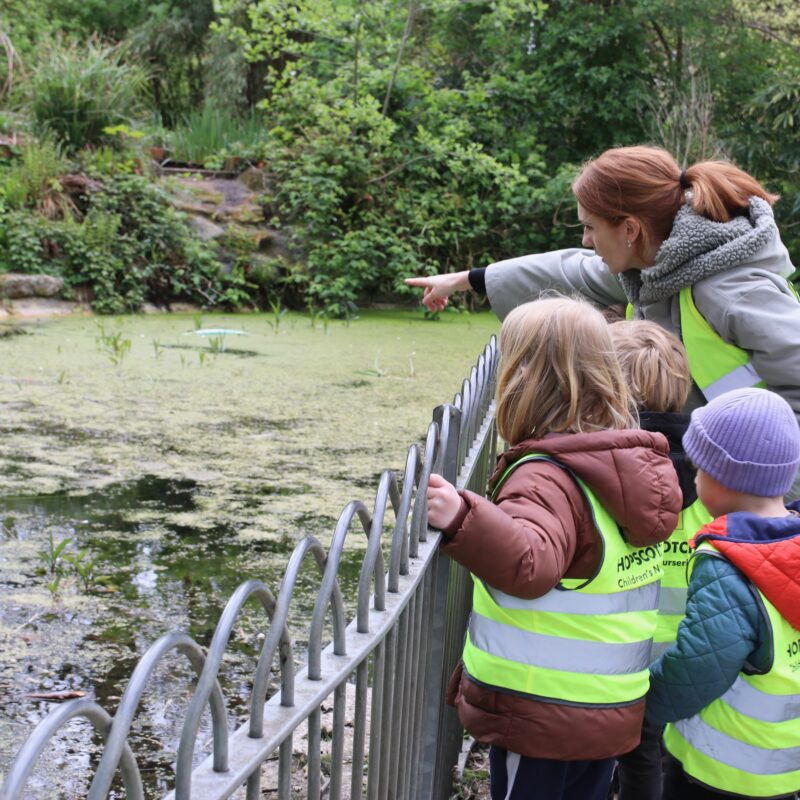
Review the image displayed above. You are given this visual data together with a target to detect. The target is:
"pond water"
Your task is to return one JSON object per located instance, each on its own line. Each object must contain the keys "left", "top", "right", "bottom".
{"left": 0, "top": 309, "right": 498, "bottom": 797}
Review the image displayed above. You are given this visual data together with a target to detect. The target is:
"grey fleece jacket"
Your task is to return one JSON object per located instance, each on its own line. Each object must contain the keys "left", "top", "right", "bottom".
{"left": 484, "top": 200, "right": 800, "bottom": 496}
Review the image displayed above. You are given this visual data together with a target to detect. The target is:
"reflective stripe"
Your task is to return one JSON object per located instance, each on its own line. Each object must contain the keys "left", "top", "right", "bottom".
{"left": 674, "top": 715, "right": 800, "bottom": 775}
{"left": 486, "top": 581, "right": 659, "bottom": 615}
{"left": 469, "top": 613, "right": 652, "bottom": 674}
{"left": 723, "top": 676, "right": 800, "bottom": 724}
{"left": 505, "top": 751, "right": 521, "bottom": 800}
{"left": 702, "top": 361, "right": 763, "bottom": 401}
{"left": 651, "top": 640, "right": 672, "bottom": 659}
{"left": 658, "top": 586, "right": 688, "bottom": 616}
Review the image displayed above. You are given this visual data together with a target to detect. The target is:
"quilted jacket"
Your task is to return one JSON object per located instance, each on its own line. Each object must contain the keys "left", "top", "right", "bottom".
{"left": 646, "top": 503, "right": 800, "bottom": 726}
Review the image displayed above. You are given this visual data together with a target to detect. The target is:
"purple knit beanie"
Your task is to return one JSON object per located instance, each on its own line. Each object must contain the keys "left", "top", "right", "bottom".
{"left": 683, "top": 388, "right": 800, "bottom": 496}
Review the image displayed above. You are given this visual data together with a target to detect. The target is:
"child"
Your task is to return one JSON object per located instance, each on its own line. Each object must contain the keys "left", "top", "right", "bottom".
{"left": 646, "top": 387, "right": 800, "bottom": 800}
{"left": 426, "top": 297, "right": 682, "bottom": 800}
{"left": 610, "top": 321, "right": 713, "bottom": 800}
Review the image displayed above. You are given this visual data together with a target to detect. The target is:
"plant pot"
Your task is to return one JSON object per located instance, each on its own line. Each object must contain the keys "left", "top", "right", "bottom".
{"left": 223, "top": 156, "right": 242, "bottom": 172}
{"left": 149, "top": 146, "right": 168, "bottom": 162}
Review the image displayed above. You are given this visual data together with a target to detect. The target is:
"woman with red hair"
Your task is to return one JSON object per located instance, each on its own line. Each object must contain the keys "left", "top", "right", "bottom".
{"left": 406, "top": 145, "right": 800, "bottom": 490}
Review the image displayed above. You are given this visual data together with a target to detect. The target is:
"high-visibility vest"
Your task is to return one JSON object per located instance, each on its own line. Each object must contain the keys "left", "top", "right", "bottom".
{"left": 625, "top": 287, "right": 765, "bottom": 402}
{"left": 652, "top": 498, "right": 713, "bottom": 658}
{"left": 462, "top": 454, "right": 662, "bottom": 707}
{"left": 663, "top": 543, "right": 800, "bottom": 798}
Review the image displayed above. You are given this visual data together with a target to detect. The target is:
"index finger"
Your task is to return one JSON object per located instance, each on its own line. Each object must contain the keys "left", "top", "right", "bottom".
{"left": 404, "top": 277, "right": 431, "bottom": 287}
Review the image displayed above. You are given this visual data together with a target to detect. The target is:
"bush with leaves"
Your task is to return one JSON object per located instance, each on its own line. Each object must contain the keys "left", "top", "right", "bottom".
{"left": 27, "top": 37, "right": 149, "bottom": 152}
{"left": 0, "top": 171, "right": 253, "bottom": 312}
{"left": 263, "top": 77, "right": 540, "bottom": 313}
{"left": 1, "top": 139, "right": 75, "bottom": 218}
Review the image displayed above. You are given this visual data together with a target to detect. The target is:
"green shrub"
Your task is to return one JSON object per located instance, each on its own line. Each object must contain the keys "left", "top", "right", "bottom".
{"left": 0, "top": 173, "right": 255, "bottom": 312}
{"left": 27, "top": 38, "right": 149, "bottom": 152}
{"left": 167, "top": 105, "right": 265, "bottom": 167}
{"left": 3, "top": 210, "right": 51, "bottom": 274}
{"left": 1, "top": 139, "right": 73, "bottom": 216}
{"left": 265, "top": 79, "right": 538, "bottom": 313}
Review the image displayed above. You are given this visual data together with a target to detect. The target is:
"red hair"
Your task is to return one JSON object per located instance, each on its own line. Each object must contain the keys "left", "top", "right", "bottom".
{"left": 572, "top": 146, "right": 778, "bottom": 251}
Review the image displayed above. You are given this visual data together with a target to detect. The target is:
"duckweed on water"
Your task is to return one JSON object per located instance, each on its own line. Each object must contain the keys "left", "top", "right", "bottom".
{"left": 0, "top": 309, "right": 498, "bottom": 797}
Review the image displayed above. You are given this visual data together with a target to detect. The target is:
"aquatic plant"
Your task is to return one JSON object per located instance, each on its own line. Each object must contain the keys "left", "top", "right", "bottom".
{"left": 36, "top": 531, "right": 71, "bottom": 600}
{"left": 267, "top": 297, "right": 286, "bottom": 333}
{"left": 207, "top": 335, "right": 226, "bottom": 354}
{"left": 96, "top": 322, "right": 132, "bottom": 365}
{"left": 63, "top": 548, "right": 113, "bottom": 594}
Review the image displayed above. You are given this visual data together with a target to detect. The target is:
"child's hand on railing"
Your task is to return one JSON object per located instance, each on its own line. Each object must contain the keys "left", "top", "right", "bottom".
{"left": 426, "top": 473, "right": 465, "bottom": 531}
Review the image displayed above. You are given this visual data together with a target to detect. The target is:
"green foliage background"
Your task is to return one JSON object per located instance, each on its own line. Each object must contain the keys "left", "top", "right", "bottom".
{"left": 1, "top": 0, "right": 800, "bottom": 312}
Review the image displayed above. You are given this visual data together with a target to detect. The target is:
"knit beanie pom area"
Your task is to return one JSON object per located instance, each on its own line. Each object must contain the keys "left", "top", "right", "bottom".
{"left": 683, "top": 388, "right": 800, "bottom": 497}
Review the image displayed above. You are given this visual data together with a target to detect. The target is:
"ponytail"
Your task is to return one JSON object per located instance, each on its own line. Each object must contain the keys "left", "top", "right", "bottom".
{"left": 682, "top": 160, "right": 779, "bottom": 222}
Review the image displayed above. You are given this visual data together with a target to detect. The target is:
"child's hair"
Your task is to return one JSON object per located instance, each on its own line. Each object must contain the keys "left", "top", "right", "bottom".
{"left": 496, "top": 296, "right": 636, "bottom": 443}
{"left": 610, "top": 320, "right": 690, "bottom": 413}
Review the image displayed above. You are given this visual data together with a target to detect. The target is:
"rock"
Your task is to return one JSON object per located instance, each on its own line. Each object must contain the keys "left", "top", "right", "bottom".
{"left": 186, "top": 214, "right": 226, "bottom": 241}
{"left": 0, "top": 273, "right": 65, "bottom": 299}
{"left": 0, "top": 298, "right": 86, "bottom": 319}
{"left": 229, "top": 204, "right": 265, "bottom": 224}
{"left": 60, "top": 174, "right": 104, "bottom": 197}
{"left": 239, "top": 167, "right": 269, "bottom": 192}
{"left": 173, "top": 199, "right": 216, "bottom": 216}
{"left": 218, "top": 224, "right": 274, "bottom": 253}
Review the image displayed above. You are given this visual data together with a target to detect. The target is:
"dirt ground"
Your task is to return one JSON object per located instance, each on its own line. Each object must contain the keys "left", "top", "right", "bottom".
{"left": 451, "top": 742, "right": 491, "bottom": 800}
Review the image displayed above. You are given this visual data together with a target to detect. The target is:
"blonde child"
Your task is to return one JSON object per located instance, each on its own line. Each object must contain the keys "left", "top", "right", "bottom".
{"left": 426, "top": 297, "right": 682, "bottom": 800}
{"left": 646, "top": 388, "right": 800, "bottom": 800}
{"left": 610, "top": 321, "right": 713, "bottom": 800}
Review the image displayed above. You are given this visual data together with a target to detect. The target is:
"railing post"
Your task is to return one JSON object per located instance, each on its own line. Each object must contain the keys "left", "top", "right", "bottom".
{"left": 418, "top": 403, "right": 470, "bottom": 800}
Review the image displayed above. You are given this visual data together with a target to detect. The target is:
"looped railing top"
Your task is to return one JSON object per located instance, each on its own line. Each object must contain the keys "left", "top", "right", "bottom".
{"left": 1, "top": 334, "right": 499, "bottom": 800}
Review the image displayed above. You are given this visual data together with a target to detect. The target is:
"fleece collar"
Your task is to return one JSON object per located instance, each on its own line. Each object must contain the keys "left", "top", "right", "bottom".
{"left": 619, "top": 197, "right": 778, "bottom": 304}
{"left": 692, "top": 503, "right": 800, "bottom": 629}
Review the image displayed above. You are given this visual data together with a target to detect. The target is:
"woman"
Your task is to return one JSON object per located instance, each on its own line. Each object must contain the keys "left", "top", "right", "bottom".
{"left": 406, "top": 145, "right": 800, "bottom": 494}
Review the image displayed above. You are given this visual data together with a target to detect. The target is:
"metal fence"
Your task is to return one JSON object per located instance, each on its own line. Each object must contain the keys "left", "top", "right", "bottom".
{"left": 1, "top": 337, "right": 499, "bottom": 800}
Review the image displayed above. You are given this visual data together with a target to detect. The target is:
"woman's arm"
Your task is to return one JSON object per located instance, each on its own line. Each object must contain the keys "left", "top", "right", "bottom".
{"left": 485, "top": 249, "right": 626, "bottom": 320}
{"left": 405, "top": 249, "right": 626, "bottom": 319}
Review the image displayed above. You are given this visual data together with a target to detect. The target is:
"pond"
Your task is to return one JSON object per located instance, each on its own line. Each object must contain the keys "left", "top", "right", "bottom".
{"left": 0, "top": 308, "right": 498, "bottom": 798}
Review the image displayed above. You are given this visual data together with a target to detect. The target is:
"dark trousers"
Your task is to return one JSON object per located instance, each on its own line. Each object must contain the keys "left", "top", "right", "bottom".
{"left": 663, "top": 753, "right": 798, "bottom": 800}
{"left": 616, "top": 718, "right": 665, "bottom": 800}
{"left": 489, "top": 745, "right": 616, "bottom": 800}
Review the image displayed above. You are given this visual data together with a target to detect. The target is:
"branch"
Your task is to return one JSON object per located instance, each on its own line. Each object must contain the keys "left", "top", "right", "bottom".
{"left": 382, "top": 0, "right": 417, "bottom": 116}
{"left": 366, "top": 155, "right": 431, "bottom": 184}
{"left": 741, "top": 20, "right": 800, "bottom": 53}
{"left": 649, "top": 20, "right": 674, "bottom": 66}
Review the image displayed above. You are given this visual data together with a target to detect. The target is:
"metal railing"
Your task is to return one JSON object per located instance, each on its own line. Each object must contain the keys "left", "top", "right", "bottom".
{"left": 1, "top": 337, "right": 499, "bottom": 800}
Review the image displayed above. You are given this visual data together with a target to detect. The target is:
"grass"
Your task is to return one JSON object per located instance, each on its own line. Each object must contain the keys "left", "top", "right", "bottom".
{"left": 167, "top": 106, "right": 265, "bottom": 166}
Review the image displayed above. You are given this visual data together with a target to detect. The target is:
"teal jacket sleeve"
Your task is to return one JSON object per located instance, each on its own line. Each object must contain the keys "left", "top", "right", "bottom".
{"left": 645, "top": 554, "right": 770, "bottom": 726}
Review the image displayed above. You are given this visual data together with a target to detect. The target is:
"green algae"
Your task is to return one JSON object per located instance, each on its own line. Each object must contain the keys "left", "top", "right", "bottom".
{"left": 0, "top": 308, "right": 498, "bottom": 797}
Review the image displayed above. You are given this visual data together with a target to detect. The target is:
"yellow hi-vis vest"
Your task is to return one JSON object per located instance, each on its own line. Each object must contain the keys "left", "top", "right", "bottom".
{"left": 462, "top": 454, "right": 662, "bottom": 707}
{"left": 664, "top": 543, "right": 800, "bottom": 798}
{"left": 652, "top": 498, "right": 713, "bottom": 658}
{"left": 625, "top": 287, "right": 765, "bottom": 402}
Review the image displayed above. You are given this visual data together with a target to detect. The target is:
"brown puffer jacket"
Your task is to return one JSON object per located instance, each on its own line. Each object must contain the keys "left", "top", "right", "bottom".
{"left": 441, "top": 428, "right": 681, "bottom": 760}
